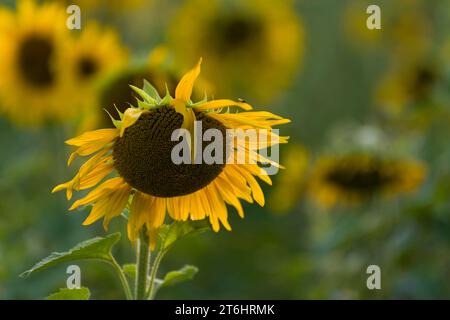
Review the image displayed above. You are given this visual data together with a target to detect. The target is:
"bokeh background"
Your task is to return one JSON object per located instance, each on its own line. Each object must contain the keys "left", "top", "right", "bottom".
{"left": 0, "top": 0, "right": 449, "bottom": 299}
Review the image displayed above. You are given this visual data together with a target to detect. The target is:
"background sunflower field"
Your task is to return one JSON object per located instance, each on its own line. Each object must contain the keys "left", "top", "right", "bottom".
{"left": 0, "top": 0, "right": 449, "bottom": 299}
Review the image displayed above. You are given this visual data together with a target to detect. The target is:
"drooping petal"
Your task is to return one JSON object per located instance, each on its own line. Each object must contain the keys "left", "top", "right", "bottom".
{"left": 69, "top": 177, "right": 125, "bottom": 210}
{"left": 66, "top": 129, "right": 119, "bottom": 147}
{"left": 232, "top": 165, "right": 265, "bottom": 206}
{"left": 80, "top": 184, "right": 131, "bottom": 228}
{"left": 220, "top": 168, "right": 253, "bottom": 203}
{"left": 66, "top": 129, "right": 118, "bottom": 166}
{"left": 205, "top": 184, "right": 231, "bottom": 231}
{"left": 213, "top": 179, "right": 245, "bottom": 218}
{"left": 128, "top": 193, "right": 167, "bottom": 244}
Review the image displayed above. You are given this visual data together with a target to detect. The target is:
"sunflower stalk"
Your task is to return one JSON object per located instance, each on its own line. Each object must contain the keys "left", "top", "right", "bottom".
{"left": 146, "top": 247, "right": 167, "bottom": 300}
{"left": 110, "top": 256, "right": 133, "bottom": 300}
{"left": 135, "top": 229, "right": 151, "bottom": 300}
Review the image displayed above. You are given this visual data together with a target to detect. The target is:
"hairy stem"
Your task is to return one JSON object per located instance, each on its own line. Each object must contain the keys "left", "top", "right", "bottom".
{"left": 135, "top": 229, "right": 151, "bottom": 300}
{"left": 146, "top": 249, "right": 166, "bottom": 300}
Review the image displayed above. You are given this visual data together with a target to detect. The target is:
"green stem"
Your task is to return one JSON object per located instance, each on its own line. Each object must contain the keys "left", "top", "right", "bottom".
{"left": 109, "top": 256, "right": 133, "bottom": 300}
{"left": 135, "top": 230, "right": 151, "bottom": 300}
{"left": 146, "top": 249, "right": 166, "bottom": 300}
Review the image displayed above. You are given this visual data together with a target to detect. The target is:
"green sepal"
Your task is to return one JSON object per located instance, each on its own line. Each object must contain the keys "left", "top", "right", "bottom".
{"left": 104, "top": 109, "right": 122, "bottom": 128}
{"left": 143, "top": 79, "right": 162, "bottom": 102}
{"left": 137, "top": 98, "right": 157, "bottom": 110}
{"left": 160, "top": 83, "right": 173, "bottom": 106}
{"left": 130, "top": 85, "right": 158, "bottom": 105}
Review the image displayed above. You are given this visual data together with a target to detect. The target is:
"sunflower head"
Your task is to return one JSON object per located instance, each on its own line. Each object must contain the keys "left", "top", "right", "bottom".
{"left": 69, "top": 23, "right": 128, "bottom": 84}
{"left": 376, "top": 60, "right": 440, "bottom": 117}
{"left": 53, "top": 59, "right": 290, "bottom": 247}
{"left": 309, "top": 153, "right": 426, "bottom": 207}
{"left": 0, "top": 0, "right": 74, "bottom": 125}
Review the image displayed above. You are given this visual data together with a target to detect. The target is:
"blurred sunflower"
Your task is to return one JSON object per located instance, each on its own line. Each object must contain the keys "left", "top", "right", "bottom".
{"left": 67, "top": 23, "right": 128, "bottom": 112}
{"left": 344, "top": 0, "right": 431, "bottom": 59}
{"left": 375, "top": 60, "right": 440, "bottom": 117}
{"left": 57, "top": 0, "right": 147, "bottom": 11}
{"left": 53, "top": 59, "right": 290, "bottom": 246}
{"left": 168, "top": 0, "right": 303, "bottom": 103}
{"left": 0, "top": 0, "right": 74, "bottom": 125}
{"left": 308, "top": 154, "right": 426, "bottom": 207}
{"left": 269, "top": 144, "right": 309, "bottom": 213}
{"left": 386, "top": 0, "right": 432, "bottom": 62}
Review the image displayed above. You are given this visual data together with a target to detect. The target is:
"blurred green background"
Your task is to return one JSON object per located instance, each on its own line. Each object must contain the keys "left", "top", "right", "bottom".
{"left": 0, "top": 0, "right": 449, "bottom": 299}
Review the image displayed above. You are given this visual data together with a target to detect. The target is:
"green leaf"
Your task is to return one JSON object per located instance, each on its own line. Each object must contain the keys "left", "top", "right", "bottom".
{"left": 159, "top": 265, "right": 198, "bottom": 289}
{"left": 160, "top": 220, "right": 210, "bottom": 250}
{"left": 122, "top": 263, "right": 136, "bottom": 280}
{"left": 143, "top": 79, "right": 162, "bottom": 102}
{"left": 20, "top": 233, "right": 121, "bottom": 278}
{"left": 46, "top": 287, "right": 90, "bottom": 300}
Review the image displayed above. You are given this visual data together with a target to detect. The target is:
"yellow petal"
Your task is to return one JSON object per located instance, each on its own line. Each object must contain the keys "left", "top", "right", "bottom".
{"left": 173, "top": 99, "right": 197, "bottom": 162}
{"left": 120, "top": 108, "right": 143, "bottom": 137}
{"left": 189, "top": 191, "right": 206, "bottom": 220}
{"left": 220, "top": 167, "right": 253, "bottom": 203}
{"left": 102, "top": 185, "right": 131, "bottom": 230}
{"left": 194, "top": 99, "right": 252, "bottom": 112}
{"left": 66, "top": 130, "right": 118, "bottom": 166}
{"left": 213, "top": 179, "right": 245, "bottom": 218}
{"left": 206, "top": 184, "right": 231, "bottom": 231}
{"left": 69, "top": 177, "right": 125, "bottom": 210}
{"left": 175, "top": 58, "right": 202, "bottom": 102}
{"left": 66, "top": 129, "right": 119, "bottom": 147}
{"left": 52, "top": 181, "right": 74, "bottom": 200}
{"left": 233, "top": 165, "right": 265, "bottom": 206}
{"left": 81, "top": 184, "right": 130, "bottom": 227}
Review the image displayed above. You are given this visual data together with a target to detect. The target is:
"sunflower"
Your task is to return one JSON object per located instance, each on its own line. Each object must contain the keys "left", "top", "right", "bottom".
{"left": 66, "top": 22, "right": 128, "bottom": 111}
{"left": 344, "top": 0, "right": 431, "bottom": 59}
{"left": 168, "top": 0, "right": 303, "bottom": 103}
{"left": 308, "top": 154, "right": 426, "bottom": 207}
{"left": 0, "top": 0, "right": 76, "bottom": 125}
{"left": 53, "top": 59, "right": 290, "bottom": 246}
{"left": 375, "top": 60, "right": 440, "bottom": 117}
{"left": 56, "top": 0, "right": 148, "bottom": 11}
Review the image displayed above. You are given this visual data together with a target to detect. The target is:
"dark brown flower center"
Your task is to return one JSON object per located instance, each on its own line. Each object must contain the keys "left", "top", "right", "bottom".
{"left": 113, "top": 106, "right": 228, "bottom": 197}
{"left": 17, "top": 35, "right": 54, "bottom": 88}
{"left": 325, "top": 160, "right": 395, "bottom": 194}
{"left": 411, "top": 66, "right": 437, "bottom": 99}
{"left": 77, "top": 56, "right": 98, "bottom": 78}
{"left": 212, "top": 14, "right": 263, "bottom": 53}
